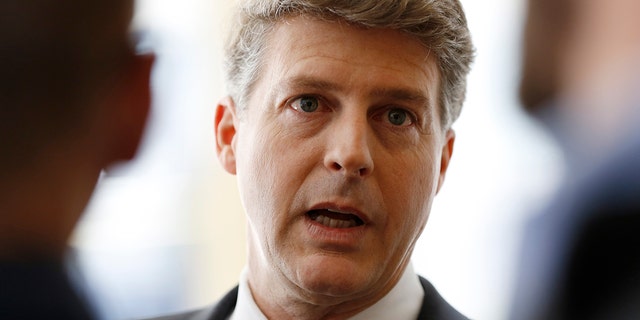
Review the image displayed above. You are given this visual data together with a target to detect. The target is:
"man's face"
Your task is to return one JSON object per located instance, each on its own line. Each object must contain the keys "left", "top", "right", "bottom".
{"left": 217, "top": 16, "right": 454, "bottom": 304}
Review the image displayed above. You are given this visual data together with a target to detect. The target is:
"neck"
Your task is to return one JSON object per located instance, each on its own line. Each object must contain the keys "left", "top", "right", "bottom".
{"left": 0, "top": 186, "right": 70, "bottom": 261}
{"left": 0, "top": 161, "right": 100, "bottom": 262}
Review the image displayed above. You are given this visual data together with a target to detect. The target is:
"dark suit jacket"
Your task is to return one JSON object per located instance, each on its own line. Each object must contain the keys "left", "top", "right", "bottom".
{"left": 542, "top": 137, "right": 640, "bottom": 320}
{"left": 0, "top": 260, "right": 95, "bottom": 320}
{"left": 510, "top": 133, "right": 640, "bottom": 320}
{"left": 151, "top": 276, "right": 468, "bottom": 320}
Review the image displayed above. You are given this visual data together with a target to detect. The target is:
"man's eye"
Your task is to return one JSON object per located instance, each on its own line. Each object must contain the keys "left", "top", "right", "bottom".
{"left": 292, "top": 96, "right": 319, "bottom": 112}
{"left": 387, "top": 108, "right": 413, "bottom": 126}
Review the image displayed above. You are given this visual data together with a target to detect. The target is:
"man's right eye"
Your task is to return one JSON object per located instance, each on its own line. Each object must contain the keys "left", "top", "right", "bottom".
{"left": 291, "top": 96, "right": 319, "bottom": 112}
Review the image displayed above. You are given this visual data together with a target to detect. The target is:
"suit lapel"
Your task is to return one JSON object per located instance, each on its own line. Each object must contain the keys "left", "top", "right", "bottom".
{"left": 207, "top": 285, "right": 238, "bottom": 320}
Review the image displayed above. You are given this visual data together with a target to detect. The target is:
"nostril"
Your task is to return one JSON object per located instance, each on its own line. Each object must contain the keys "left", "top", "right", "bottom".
{"left": 329, "top": 162, "right": 371, "bottom": 177}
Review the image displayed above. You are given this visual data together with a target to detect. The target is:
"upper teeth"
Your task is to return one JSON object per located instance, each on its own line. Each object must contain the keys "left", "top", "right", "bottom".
{"left": 327, "top": 208, "right": 349, "bottom": 214}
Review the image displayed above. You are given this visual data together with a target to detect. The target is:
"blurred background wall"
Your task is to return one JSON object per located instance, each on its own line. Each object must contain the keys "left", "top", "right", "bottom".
{"left": 70, "top": 0, "right": 563, "bottom": 319}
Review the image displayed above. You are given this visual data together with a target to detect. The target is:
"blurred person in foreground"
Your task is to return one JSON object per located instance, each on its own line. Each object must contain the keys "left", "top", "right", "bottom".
{"left": 510, "top": 0, "right": 640, "bottom": 319}
{"left": 0, "top": 0, "right": 153, "bottom": 318}
{"left": 152, "top": 0, "right": 474, "bottom": 319}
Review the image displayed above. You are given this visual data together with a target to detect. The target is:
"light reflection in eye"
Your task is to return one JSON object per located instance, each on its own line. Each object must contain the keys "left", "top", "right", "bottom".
{"left": 292, "top": 96, "right": 319, "bottom": 112}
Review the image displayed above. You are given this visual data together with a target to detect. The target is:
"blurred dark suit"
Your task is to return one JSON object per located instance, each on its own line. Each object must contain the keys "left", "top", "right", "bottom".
{"left": 0, "top": 260, "right": 94, "bottom": 319}
{"left": 511, "top": 119, "right": 640, "bottom": 320}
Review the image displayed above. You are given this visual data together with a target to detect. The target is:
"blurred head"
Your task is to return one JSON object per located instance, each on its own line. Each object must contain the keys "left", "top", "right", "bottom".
{"left": 224, "top": 0, "right": 474, "bottom": 129}
{"left": 0, "top": 0, "right": 140, "bottom": 171}
{"left": 0, "top": 0, "right": 152, "bottom": 257}
{"left": 520, "top": 0, "right": 640, "bottom": 115}
{"left": 216, "top": 0, "right": 473, "bottom": 317}
{"left": 519, "top": 0, "right": 574, "bottom": 112}
{"left": 520, "top": 0, "right": 640, "bottom": 167}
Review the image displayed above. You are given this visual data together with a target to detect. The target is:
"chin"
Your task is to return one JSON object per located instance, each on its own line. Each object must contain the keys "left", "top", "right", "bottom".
{"left": 294, "top": 254, "right": 377, "bottom": 299}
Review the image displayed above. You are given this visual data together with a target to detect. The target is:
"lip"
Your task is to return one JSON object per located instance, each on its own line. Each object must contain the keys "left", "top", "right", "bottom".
{"left": 302, "top": 201, "right": 372, "bottom": 251}
{"left": 307, "top": 202, "right": 371, "bottom": 225}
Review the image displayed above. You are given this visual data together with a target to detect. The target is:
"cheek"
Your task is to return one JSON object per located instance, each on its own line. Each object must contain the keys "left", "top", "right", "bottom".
{"left": 235, "top": 126, "right": 279, "bottom": 220}
{"left": 235, "top": 122, "right": 309, "bottom": 223}
{"left": 380, "top": 145, "right": 440, "bottom": 230}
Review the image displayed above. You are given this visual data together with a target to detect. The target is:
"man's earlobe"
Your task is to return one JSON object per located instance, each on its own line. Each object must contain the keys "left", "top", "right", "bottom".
{"left": 215, "top": 96, "right": 238, "bottom": 175}
{"left": 436, "top": 129, "right": 455, "bottom": 194}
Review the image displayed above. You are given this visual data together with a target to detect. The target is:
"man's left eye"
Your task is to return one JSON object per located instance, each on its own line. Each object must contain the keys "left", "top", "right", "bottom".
{"left": 292, "top": 96, "right": 319, "bottom": 112}
{"left": 386, "top": 108, "right": 413, "bottom": 126}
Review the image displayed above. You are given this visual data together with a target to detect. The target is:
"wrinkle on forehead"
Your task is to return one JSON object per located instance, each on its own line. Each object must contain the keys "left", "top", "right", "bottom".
{"left": 268, "top": 15, "right": 438, "bottom": 79}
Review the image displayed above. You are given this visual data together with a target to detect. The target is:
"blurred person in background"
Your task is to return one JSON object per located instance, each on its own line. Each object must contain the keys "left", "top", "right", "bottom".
{"left": 0, "top": 0, "right": 153, "bottom": 318}
{"left": 510, "top": 0, "right": 640, "bottom": 318}
{"left": 151, "top": 0, "right": 474, "bottom": 319}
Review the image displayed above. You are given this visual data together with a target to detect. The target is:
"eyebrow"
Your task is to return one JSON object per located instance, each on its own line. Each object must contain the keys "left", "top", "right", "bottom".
{"left": 283, "top": 76, "right": 343, "bottom": 93}
{"left": 282, "top": 76, "right": 431, "bottom": 108}
{"left": 370, "top": 87, "right": 430, "bottom": 107}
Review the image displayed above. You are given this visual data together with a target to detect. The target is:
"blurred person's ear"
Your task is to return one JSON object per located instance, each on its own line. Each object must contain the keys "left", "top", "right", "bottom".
{"left": 215, "top": 96, "right": 238, "bottom": 175}
{"left": 436, "top": 129, "right": 455, "bottom": 194}
{"left": 104, "top": 53, "right": 154, "bottom": 165}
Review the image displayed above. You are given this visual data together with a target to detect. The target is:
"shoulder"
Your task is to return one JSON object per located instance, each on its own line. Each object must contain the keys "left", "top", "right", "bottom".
{"left": 0, "top": 261, "right": 96, "bottom": 320}
{"left": 515, "top": 135, "right": 640, "bottom": 319}
{"left": 417, "top": 276, "right": 469, "bottom": 320}
{"left": 550, "top": 139, "right": 640, "bottom": 318}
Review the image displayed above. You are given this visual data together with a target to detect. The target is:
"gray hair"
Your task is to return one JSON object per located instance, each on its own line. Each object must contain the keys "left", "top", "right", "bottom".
{"left": 224, "top": 0, "right": 474, "bottom": 128}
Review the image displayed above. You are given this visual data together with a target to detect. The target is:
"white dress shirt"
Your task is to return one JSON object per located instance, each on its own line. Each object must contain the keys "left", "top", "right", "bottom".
{"left": 230, "top": 263, "right": 424, "bottom": 320}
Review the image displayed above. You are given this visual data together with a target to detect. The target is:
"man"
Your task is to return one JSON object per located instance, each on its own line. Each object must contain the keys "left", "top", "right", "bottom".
{"left": 510, "top": 0, "right": 640, "bottom": 319}
{"left": 156, "top": 0, "right": 473, "bottom": 319}
{"left": 0, "top": 0, "right": 153, "bottom": 318}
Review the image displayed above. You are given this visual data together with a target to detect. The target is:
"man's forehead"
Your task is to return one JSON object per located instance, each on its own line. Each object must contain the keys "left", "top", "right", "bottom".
{"left": 263, "top": 17, "right": 439, "bottom": 89}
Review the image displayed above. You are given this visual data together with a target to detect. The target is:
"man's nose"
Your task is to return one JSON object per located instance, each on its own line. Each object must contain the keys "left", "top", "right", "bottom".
{"left": 323, "top": 115, "right": 374, "bottom": 178}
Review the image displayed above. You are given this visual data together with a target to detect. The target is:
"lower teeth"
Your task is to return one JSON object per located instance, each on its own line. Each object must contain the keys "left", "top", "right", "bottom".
{"left": 314, "top": 215, "right": 357, "bottom": 228}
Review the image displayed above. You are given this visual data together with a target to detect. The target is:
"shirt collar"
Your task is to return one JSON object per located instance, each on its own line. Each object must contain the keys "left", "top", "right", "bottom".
{"left": 230, "top": 263, "right": 424, "bottom": 320}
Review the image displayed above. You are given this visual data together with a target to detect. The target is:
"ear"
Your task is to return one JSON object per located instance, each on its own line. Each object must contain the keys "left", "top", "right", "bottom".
{"left": 435, "top": 129, "right": 455, "bottom": 194}
{"left": 215, "top": 96, "right": 239, "bottom": 175}
{"left": 107, "top": 53, "right": 154, "bottom": 164}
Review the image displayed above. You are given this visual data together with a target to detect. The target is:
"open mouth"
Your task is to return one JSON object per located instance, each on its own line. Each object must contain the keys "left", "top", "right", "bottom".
{"left": 307, "top": 209, "right": 365, "bottom": 228}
